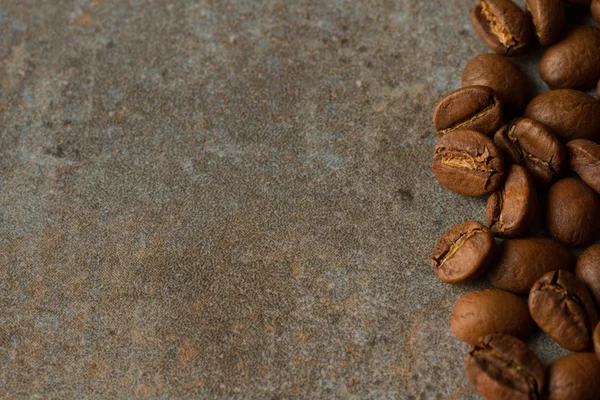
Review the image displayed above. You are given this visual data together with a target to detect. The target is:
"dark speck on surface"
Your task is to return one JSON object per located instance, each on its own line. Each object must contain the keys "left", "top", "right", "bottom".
{"left": 44, "top": 145, "right": 65, "bottom": 159}
{"left": 397, "top": 188, "right": 415, "bottom": 202}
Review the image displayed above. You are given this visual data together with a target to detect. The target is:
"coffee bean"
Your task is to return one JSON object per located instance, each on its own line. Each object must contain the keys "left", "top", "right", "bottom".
{"left": 488, "top": 238, "right": 573, "bottom": 294}
{"left": 494, "top": 118, "right": 565, "bottom": 186}
{"left": 546, "top": 178, "right": 600, "bottom": 247}
{"left": 523, "top": 89, "right": 600, "bottom": 142}
{"left": 451, "top": 288, "right": 533, "bottom": 345}
{"left": 567, "top": 139, "right": 600, "bottom": 195}
{"left": 465, "top": 334, "right": 545, "bottom": 400}
{"left": 547, "top": 353, "right": 600, "bottom": 400}
{"left": 463, "top": 54, "right": 532, "bottom": 114}
{"left": 432, "top": 130, "right": 505, "bottom": 197}
{"left": 525, "top": 0, "right": 565, "bottom": 46}
{"left": 594, "top": 0, "right": 600, "bottom": 25}
{"left": 575, "top": 243, "right": 600, "bottom": 307}
{"left": 595, "top": 323, "right": 600, "bottom": 361}
{"left": 529, "top": 270, "right": 599, "bottom": 351}
{"left": 431, "top": 221, "right": 495, "bottom": 284}
{"left": 471, "top": 0, "right": 532, "bottom": 56}
{"left": 540, "top": 26, "right": 600, "bottom": 90}
{"left": 486, "top": 165, "right": 537, "bottom": 237}
{"left": 432, "top": 86, "right": 504, "bottom": 136}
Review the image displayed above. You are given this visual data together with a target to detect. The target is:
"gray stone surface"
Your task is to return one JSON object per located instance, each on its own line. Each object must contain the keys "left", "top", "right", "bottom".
{"left": 0, "top": 0, "right": 598, "bottom": 398}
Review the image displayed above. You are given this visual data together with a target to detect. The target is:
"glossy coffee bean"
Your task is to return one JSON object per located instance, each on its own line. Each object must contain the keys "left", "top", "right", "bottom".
{"left": 523, "top": 90, "right": 600, "bottom": 142}
{"left": 451, "top": 288, "right": 533, "bottom": 345}
{"left": 465, "top": 334, "right": 545, "bottom": 400}
{"left": 471, "top": 0, "right": 532, "bottom": 56}
{"left": 593, "top": 0, "right": 600, "bottom": 24}
{"left": 525, "top": 0, "right": 565, "bottom": 46}
{"left": 546, "top": 178, "right": 600, "bottom": 247}
{"left": 568, "top": 139, "right": 600, "bottom": 195}
{"left": 540, "top": 26, "right": 600, "bottom": 90}
{"left": 488, "top": 238, "right": 573, "bottom": 294}
{"left": 494, "top": 118, "right": 565, "bottom": 186}
{"left": 432, "top": 86, "right": 504, "bottom": 136}
{"left": 486, "top": 165, "right": 536, "bottom": 238}
{"left": 575, "top": 244, "right": 600, "bottom": 306}
{"left": 547, "top": 353, "right": 600, "bottom": 400}
{"left": 463, "top": 54, "right": 532, "bottom": 115}
{"left": 529, "top": 270, "right": 598, "bottom": 351}
{"left": 432, "top": 130, "right": 505, "bottom": 197}
{"left": 431, "top": 221, "right": 495, "bottom": 284}
{"left": 494, "top": 119, "right": 565, "bottom": 186}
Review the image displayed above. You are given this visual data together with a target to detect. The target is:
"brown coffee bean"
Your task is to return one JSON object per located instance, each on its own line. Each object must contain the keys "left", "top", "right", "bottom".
{"left": 595, "top": 323, "right": 600, "bottom": 361}
{"left": 547, "top": 353, "right": 600, "bottom": 400}
{"left": 451, "top": 288, "right": 533, "bottom": 345}
{"left": 529, "top": 270, "right": 599, "bottom": 351}
{"left": 432, "top": 86, "right": 504, "bottom": 136}
{"left": 465, "top": 334, "right": 545, "bottom": 400}
{"left": 594, "top": 0, "right": 600, "bottom": 25}
{"left": 486, "top": 165, "right": 537, "bottom": 238}
{"left": 488, "top": 238, "right": 573, "bottom": 294}
{"left": 546, "top": 178, "right": 600, "bottom": 247}
{"left": 525, "top": 0, "right": 565, "bottom": 46}
{"left": 432, "top": 130, "right": 505, "bottom": 197}
{"left": 463, "top": 54, "right": 532, "bottom": 115}
{"left": 567, "top": 139, "right": 600, "bottom": 195}
{"left": 575, "top": 243, "right": 600, "bottom": 307}
{"left": 471, "top": 0, "right": 532, "bottom": 56}
{"left": 494, "top": 118, "right": 565, "bottom": 186}
{"left": 540, "top": 26, "right": 600, "bottom": 90}
{"left": 523, "top": 90, "right": 600, "bottom": 142}
{"left": 431, "top": 221, "right": 495, "bottom": 284}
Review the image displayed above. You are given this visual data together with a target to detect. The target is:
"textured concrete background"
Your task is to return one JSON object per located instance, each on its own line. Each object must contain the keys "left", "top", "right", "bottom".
{"left": 0, "top": 0, "right": 598, "bottom": 398}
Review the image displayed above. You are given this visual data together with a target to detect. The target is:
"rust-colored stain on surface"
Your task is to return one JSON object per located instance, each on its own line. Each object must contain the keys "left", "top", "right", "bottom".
{"left": 76, "top": 13, "right": 92, "bottom": 27}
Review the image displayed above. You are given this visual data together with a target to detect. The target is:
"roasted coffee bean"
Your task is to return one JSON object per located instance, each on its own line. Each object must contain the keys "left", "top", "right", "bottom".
{"left": 431, "top": 221, "right": 495, "bottom": 284}
{"left": 547, "top": 353, "right": 600, "bottom": 400}
{"left": 465, "top": 334, "right": 545, "bottom": 400}
{"left": 594, "top": 0, "right": 600, "bottom": 25}
{"left": 567, "top": 139, "right": 600, "bottom": 195}
{"left": 432, "top": 86, "right": 504, "bottom": 136}
{"left": 529, "top": 270, "right": 599, "bottom": 351}
{"left": 451, "top": 288, "right": 533, "bottom": 345}
{"left": 546, "top": 178, "right": 600, "bottom": 247}
{"left": 595, "top": 323, "right": 600, "bottom": 361}
{"left": 488, "top": 238, "right": 573, "bottom": 294}
{"left": 463, "top": 54, "right": 532, "bottom": 114}
{"left": 486, "top": 165, "right": 537, "bottom": 238}
{"left": 494, "top": 118, "right": 565, "bottom": 185}
{"left": 540, "top": 26, "right": 600, "bottom": 90}
{"left": 471, "top": 0, "right": 532, "bottom": 56}
{"left": 575, "top": 244, "right": 600, "bottom": 306}
{"left": 525, "top": 0, "right": 565, "bottom": 46}
{"left": 523, "top": 89, "right": 600, "bottom": 142}
{"left": 432, "top": 130, "right": 505, "bottom": 197}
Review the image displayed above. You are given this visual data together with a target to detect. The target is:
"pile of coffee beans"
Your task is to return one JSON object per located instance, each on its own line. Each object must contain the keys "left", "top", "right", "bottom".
{"left": 430, "top": 1, "right": 600, "bottom": 398}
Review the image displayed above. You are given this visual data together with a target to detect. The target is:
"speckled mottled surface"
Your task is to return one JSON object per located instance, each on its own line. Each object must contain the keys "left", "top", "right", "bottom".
{"left": 0, "top": 0, "right": 598, "bottom": 399}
